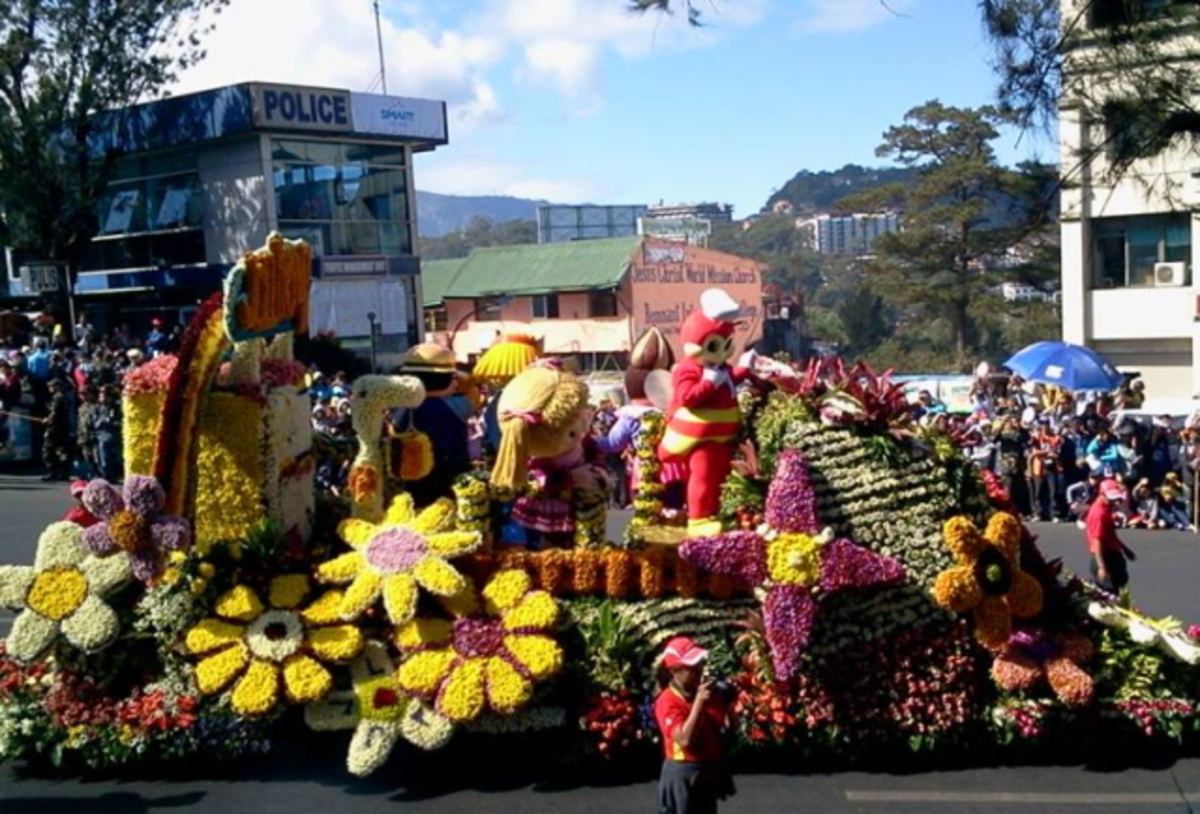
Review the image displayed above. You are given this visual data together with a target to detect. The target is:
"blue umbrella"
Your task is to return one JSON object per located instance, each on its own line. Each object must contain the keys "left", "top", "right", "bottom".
{"left": 1003, "top": 341, "right": 1125, "bottom": 392}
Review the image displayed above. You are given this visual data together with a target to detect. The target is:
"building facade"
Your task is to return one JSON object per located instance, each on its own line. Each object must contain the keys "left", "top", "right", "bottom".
{"left": 798, "top": 213, "right": 900, "bottom": 256}
{"left": 646, "top": 202, "right": 734, "bottom": 224}
{"left": 1059, "top": 0, "right": 1200, "bottom": 398}
{"left": 423, "top": 237, "right": 765, "bottom": 369}
{"left": 6, "top": 82, "right": 447, "bottom": 357}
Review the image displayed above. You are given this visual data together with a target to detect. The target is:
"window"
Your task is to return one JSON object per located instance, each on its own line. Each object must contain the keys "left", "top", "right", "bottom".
{"left": 589, "top": 291, "right": 619, "bottom": 318}
{"left": 272, "top": 138, "right": 412, "bottom": 257}
{"left": 476, "top": 297, "right": 503, "bottom": 321}
{"left": 532, "top": 294, "right": 560, "bottom": 319}
{"left": 1093, "top": 214, "right": 1191, "bottom": 288}
{"left": 1091, "top": 0, "right": 1198, "bottom": 27}
{"left": 1104, "top": 101, "right": 1165, "bottom": 163}
{"left": 84, "top": 152, "right": 205, "bottom": 272}
{"left": 425, "top": 307, "right": 448, "bottom": 333}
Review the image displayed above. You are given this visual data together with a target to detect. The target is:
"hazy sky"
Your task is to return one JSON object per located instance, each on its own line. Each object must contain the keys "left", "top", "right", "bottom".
{"left": 174, "top": 0, "right": 1056, "bottom": 216}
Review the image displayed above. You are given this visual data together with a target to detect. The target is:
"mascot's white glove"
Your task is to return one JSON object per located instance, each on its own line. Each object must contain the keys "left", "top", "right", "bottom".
{"left": 737, "top": 350, "right": 759, "bottom": 371}
{"left": 702, "top": 367, "right": 733, "bottom": 389}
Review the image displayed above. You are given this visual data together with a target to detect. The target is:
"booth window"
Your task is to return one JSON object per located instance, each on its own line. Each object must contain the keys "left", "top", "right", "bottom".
{"left": 1092, "top": 213, "right": 1191, "bottom": 288}
{"left": 532, "top": 294, "right": 560, "bottom": 319}
{"left": 273, "top": 138, "right": 412, "bottom": 256}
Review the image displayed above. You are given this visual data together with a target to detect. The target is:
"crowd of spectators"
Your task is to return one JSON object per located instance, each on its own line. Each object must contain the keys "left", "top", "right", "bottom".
{"left": 920, "top": 376, "right": 1200, "bottom": 531}
{"left": 0, "top": 314, "right": 183, "bottom": 481}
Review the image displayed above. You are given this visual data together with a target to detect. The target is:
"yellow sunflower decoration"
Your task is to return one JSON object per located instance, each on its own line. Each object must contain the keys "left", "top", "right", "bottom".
{"left": 396, "top": 569, "right": 564, "bottom": 723}
{"left": 316, "top": 494, "right": 481, "bottom": 626}
{"left": 932, "top": 513, "right": 1043, "bottom": 649}
{"left": 184, "top": 574, "right": 365, "bottom": 717}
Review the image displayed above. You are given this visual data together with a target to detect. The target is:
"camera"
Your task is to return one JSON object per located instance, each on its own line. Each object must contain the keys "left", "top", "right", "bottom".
{"left": 706, "top": 675, "right": 738, "bottom": 702}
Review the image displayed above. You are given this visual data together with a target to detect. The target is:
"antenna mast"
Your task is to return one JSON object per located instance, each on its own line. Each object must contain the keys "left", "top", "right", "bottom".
{"left": 373, "top": 0, "right": 388, "bottom": 94}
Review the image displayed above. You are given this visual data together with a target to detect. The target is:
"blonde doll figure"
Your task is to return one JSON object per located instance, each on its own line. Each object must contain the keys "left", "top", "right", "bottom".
{"left": 491, "top": 361, "right": 610, "bottom": 548}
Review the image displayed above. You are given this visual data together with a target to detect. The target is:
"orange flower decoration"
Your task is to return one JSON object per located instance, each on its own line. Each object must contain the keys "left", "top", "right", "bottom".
{"left": 932, "top": 513, "right": 1043, "bottom": 649}
{"left": 349, "top": 465, "right": 380, "bottom": 504}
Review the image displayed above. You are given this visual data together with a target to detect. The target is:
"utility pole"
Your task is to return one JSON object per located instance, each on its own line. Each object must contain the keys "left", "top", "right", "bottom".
{"left": 373, "top": 0, "right": 388, "bottom": 94}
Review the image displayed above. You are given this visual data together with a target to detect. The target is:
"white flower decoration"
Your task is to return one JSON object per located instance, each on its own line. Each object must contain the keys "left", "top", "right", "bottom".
{"left": 0, "top": 521, "right": 133, "bottom": 662}
{"left": 305, "top": 640, "right": 453, "bottom": 777}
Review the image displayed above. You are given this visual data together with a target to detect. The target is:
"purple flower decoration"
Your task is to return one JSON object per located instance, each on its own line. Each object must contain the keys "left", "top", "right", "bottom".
{"left": 81, "top": 476, "right": 193, "bottom": 584}
{"left": 680, "top": 449, "right": 905, "bottom": 683}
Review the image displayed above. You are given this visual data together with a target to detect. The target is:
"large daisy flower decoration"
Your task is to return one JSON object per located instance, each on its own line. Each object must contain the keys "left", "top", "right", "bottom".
{"left": 0, "top": 521, "right": 132, "bottom": 662}
{"left": 184, "top": 575, "right": 365, "bottom": 717}
{"left": 317, "top": 495, "right": 481, "bottom": 626}
{"left": 397, "top": 570, "right": 564, "bottom": 723}
{"left": 306, "top": 640, "right": 454, "bottom": 777}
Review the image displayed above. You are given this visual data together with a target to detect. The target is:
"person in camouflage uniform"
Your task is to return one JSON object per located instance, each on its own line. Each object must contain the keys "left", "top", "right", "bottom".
{"left": 41, "top": 379, "right": 73, "bottom": 482}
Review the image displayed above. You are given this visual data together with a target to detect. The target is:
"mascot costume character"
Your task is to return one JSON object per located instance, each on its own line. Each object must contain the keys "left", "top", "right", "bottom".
{"left": 659, "top": 289, "right": 754, "bottom": 537}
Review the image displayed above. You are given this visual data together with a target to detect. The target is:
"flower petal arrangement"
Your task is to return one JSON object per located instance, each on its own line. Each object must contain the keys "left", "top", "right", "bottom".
{"left": 991, "top": 629, "right": 1095, "bottom": 707}
{"left": 932, "top": 514, "right": 1044, "bottom": 649}
{"left": 397, "top": 569, "right": 564, "bottom": 723}
{"left": 80, "top": 476, "right": 193, "bottom": 584}
{"left": 680, "top": 449, "right": 905, "bottom": 682}
{"left": 184, "top": 575, "right": 364, "bottom": 717}
{"left": 0, "top": 521, "right": 133, "bottom": 662}
{"left": 305, "top": 641, "right": 453, "bottom": 776}
{"left": 316, "top": 494, "right": 480, "bottom": 627}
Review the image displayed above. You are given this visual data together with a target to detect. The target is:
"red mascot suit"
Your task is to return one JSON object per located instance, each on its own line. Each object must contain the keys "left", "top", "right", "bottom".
{"left": 659, "top": 289, "right": 752, "bottom": 538}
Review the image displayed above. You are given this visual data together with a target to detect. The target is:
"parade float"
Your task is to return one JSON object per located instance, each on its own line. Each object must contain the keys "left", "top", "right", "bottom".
{"left": 3, "top": 238, "right": 1200, "bottom": 779}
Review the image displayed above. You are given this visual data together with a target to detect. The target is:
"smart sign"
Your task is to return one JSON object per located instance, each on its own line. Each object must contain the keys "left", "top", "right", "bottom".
{"left": 251, "top": 84, "right": 353, "bottom": 133}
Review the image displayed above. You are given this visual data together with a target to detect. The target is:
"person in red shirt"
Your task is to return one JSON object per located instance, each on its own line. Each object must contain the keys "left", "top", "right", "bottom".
{"left": 63, "top": 479, "right": 99, "bottom": 528}
{"left": 1086, "top": 479, "right": 1134, "bottom": 592}
{"left": 654, "top": 636, "right": 735, "bottom": 814}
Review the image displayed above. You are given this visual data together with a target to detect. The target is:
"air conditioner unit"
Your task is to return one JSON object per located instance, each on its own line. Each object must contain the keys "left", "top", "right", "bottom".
{"left": 1155, "top": 261, "right": 1187, "bottom": 287}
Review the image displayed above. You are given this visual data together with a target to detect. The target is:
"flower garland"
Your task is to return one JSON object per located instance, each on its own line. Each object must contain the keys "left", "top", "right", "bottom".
{"left": 80, "top": 476, "right": 191, "bottom": 584}
{"left": 932, "top": 514, "right": 1044, "bottom": 649}
{"left": 316, "top": 494, "right": 481, "bottom": 626}
{"left": 396, "top": 569, "right": 564, "bottom": 723}
{"left": 625, "top": 410, "right": 666, "bottom": 548}
{"left": 184, "top": 575, "right": 364, "bottom": 717}
{"left": 464, "top": 548, "right": 754, "bottom": 601}
{"left": 680, "top": 449, "right": 906, "bottom": 682}
{"left": 453, "top": 473, "right": 492, "bottom": 543}
{"left": 154, "top": 292, "right": 230, "bottom": 517}
{"left": 0, "top": 522, "right": 133, "bottom": 662}
{"left": 305, "top": 641, "right": 453, "bottom": 776}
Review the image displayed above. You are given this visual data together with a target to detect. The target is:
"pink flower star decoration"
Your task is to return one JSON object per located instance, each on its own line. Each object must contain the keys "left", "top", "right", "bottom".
{"left": 80, "top": 476, "right": 193, "bottom": 584}
{"left": 680, "top": 449, "right": 905, "bottom": 683}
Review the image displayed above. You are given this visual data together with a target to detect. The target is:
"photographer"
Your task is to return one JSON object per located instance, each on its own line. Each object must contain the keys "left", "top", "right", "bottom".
{"left": 654, "top": 637, "right": 736, "bottom": 814}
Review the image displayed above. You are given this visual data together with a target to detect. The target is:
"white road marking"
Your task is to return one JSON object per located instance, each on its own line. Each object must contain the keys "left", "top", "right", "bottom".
{"left": 845, "top": 790, "right": 1200, "bottom": 805}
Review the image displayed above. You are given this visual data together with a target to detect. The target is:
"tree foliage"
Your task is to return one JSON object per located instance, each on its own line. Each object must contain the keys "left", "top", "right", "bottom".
{"left": 417, "top": 217, "right": 539, "bottom": 260}
{"left": 0, "top": 0, "right": 227, "bottom": 308}
{"left": 840, "top": 100, "right": 1050, "bottom": 365}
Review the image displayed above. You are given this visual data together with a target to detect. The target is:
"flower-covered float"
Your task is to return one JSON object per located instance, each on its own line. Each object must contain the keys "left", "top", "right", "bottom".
{"left": 4, "top": 270, "right": 1200, "bottom": 779}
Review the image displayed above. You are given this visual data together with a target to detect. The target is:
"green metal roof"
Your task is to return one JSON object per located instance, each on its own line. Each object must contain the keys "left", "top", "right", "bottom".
{"left": 439, "top": 237, "right": 640, "bottom": 300}
{"left": 420, "top": 258, "right": 468, "bottom": 307}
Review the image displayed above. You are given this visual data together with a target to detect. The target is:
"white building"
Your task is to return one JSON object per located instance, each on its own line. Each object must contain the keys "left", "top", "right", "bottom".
{"left": 1060, "top": 0, "right": 1200, "bottom": 397}
{"left": 798, "top": 212, "right": 900, "bottom": 256}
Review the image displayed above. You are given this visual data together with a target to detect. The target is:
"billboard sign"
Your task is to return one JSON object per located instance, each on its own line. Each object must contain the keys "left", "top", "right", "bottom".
{"left": 351, "top": 93, "right": 448, "bottom": 143}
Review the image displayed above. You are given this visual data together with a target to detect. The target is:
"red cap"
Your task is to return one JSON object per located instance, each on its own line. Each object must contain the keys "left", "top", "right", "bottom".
{"left": 70, "top": 479, "right": 88, "bottom": 498}
{"left": 1100, "top": 479, "right": 1127, "bottom": 502}
{"left": 662, "top": 636, "right": 708, "bottom": 669}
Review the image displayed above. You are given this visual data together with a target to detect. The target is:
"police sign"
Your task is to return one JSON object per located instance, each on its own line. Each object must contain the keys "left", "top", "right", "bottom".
{"left": 19, "top": 263, "right": 61, "bottom": 293}
{"left": 251, "top": 84, "right": 353, "bottom": 133}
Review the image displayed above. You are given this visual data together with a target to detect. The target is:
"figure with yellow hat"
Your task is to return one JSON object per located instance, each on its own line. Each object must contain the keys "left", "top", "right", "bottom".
{"left": 490, "top": 361, "right": 610, "bottom": 547}
{"left": 390, "top": 343, "right": 474, "bottom": 507}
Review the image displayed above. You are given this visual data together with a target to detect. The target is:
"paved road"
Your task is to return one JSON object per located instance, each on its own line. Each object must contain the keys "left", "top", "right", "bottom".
{"left": 3, "top": 474, "right": 1200, "bottom": 812}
